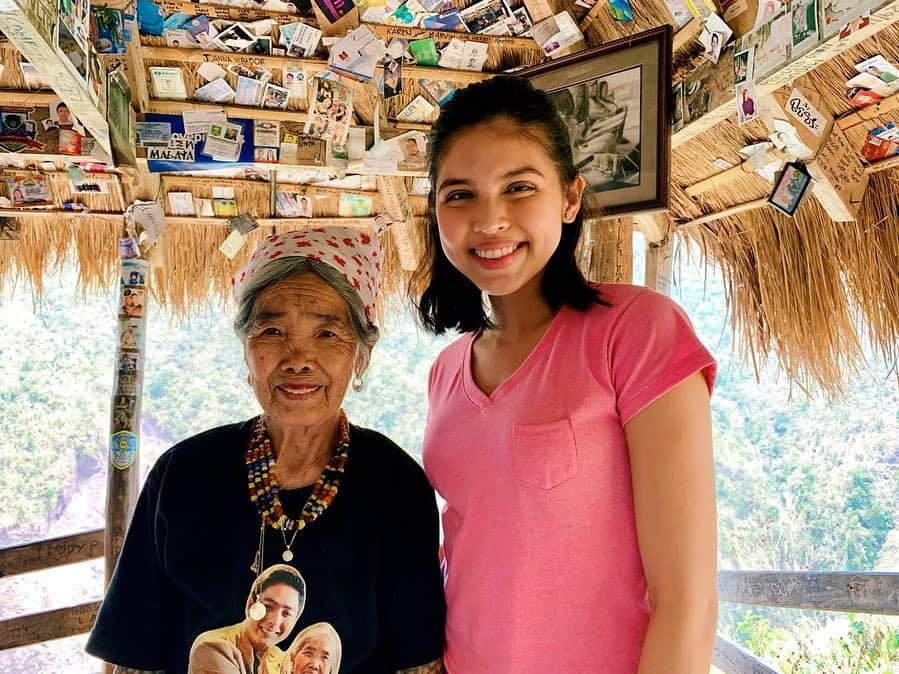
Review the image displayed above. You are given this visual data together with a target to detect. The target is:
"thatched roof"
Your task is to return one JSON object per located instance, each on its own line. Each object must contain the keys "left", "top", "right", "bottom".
{"left": 1, "top": 0, "right": 897, "bottom": 393}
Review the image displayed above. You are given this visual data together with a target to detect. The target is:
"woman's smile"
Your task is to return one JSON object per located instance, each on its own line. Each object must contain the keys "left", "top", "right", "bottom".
{"left": 276, "top": 382, "right": 323, "bottom": 398}
{"left": 471, "top": 242, "right": 526, "bottom": 268}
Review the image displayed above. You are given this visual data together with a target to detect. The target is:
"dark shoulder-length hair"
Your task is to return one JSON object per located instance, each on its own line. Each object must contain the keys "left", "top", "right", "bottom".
{"left": 409, "top": 75, "right": 606, "bottom": 335}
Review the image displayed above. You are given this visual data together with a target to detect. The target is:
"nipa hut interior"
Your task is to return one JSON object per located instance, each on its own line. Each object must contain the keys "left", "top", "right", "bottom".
{"left": 1, "top": 0, "right": 897, "bottom": 394}
{"left": 0, "top": 0, "right": 898, "bottom": 666}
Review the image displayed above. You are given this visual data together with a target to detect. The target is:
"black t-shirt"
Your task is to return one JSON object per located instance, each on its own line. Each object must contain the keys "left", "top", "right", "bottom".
{"left": 86, "top": 420, "right": 446, "bottom": 673}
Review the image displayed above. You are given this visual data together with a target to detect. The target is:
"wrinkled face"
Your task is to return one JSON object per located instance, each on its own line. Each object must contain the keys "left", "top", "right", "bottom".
{"left": 434, "top": 121, "right": 583, "bottom": 300}
{"left": 245, "top": 583, "right": 301, "bottom": 652}
{"left": 291, "top": 634, "right": 336, "bottom": 674}
{"left": 244, "top": 273, "right": 359, "bottom": 435}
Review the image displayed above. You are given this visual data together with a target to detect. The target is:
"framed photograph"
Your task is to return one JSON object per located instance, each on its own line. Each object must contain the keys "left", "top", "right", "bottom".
{"left": 768, "top": 161, "right": 812, "bottom": 216}
{"left": 521, "top": 25, "right": 672, "bottom": 217}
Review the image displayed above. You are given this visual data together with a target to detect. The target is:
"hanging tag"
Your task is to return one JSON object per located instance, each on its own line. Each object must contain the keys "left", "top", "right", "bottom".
{"left": 219, "top": 229, "right": 247, "bottom": 259}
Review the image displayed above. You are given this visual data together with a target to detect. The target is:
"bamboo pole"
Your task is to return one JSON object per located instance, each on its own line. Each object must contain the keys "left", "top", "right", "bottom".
{"left": 104, "top": 252, "right": 149, "bottom": 573}
{"left": 102, "top": 241, "right": 149, "bottom": 672}
{"left": 676, "top": 198, "right": 769, "bottom": 230}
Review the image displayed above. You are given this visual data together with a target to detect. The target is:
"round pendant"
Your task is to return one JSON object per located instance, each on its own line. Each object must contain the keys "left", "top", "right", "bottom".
{"left": 282, "top": 549, "right": 294, "bottom": 562}
{"left": 249, "top": 601, "right": 266, "bottom": 621}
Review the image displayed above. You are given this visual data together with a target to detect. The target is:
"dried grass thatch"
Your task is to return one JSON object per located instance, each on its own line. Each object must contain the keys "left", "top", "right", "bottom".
{"left": 3, "top": 5, "right": 897, "bottom": 395}
{"left": 668, "top": 17, "right": 899, "bottom": 392}
{"left": 677, "top": 173, "right": 899, "bottom": 394}
{"left": 0, "top": 215, "right": 120, "bottom": 297}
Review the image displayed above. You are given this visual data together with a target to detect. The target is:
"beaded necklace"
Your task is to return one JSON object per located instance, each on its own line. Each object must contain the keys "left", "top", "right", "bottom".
{"left": 246, "top": 410, "right": 349, "bottom": 563}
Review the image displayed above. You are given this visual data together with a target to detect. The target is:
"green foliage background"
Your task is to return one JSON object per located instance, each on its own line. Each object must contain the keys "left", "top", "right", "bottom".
{"left": 0, "top": 246, "right": 897, "bottom": 671}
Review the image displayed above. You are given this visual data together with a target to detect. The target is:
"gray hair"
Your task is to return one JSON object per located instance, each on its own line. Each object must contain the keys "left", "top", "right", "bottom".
{"left": 285, "top": 622, "right": 342, "bottom": 674}
{"left": 233, "top": 257, "right": 379, "bottom": 374}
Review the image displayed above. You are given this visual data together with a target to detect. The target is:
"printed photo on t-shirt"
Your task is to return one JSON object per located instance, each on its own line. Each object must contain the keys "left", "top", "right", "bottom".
{"left": 188, "top": 564, "right": 342, "bottom": 674}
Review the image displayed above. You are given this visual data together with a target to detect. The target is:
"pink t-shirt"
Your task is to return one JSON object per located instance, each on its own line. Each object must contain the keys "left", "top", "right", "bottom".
{"left": 422, "top": 284, "right": 716, "bottom": 673}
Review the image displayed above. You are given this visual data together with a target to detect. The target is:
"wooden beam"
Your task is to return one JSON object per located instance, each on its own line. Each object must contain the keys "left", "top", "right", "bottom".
{"left": 146, "top": 98, "right": 309, "bottom": 123}
{"left": 718, "top": 570, "right": 899, "bottom": 615}
{"left": 120, "top": 159, "right": 161, "bottom": 203}
{"left": 836, "top": 90, "right": 899, "bottom": 132}
{"left": 0, "top": 0, "right": 112, "bottom": 156}
{"left": 713, "top": 635, "right": 780, "bottom": 674}
{"left": 673, "top": 0, "right": 899, "bottom": 149}
{"left": 684, "top": 155, "right": 782, "bottom": 197}
{"left": 141, "top": 46, "right": 491, "bottom": 85}
{"left": 0, "top": 602, "right": 101, "bottom": 651}
{"left": 377, "top": 175, "right": 418, "bottom": 270}
{"left": 364, "top": 22, "right": 538, "bottom": 53}
{"left": 155, "top": 0, "right": 299, "bottom": 23}
{"left": 672, "top": 18, "right": 702, "bottom": 55}
{"left": 637, "top": 212, "right": 672, "bottom": 295}
{"left": 0, "top": 151, "right": 98, "bottom": 165}
{"left": 0, "top": 529, "right": 103, "bottom": 578}
{"left": 0, "top": 209, "right": 123, "bottom": 221}
{"left": 865, "top": 153, "right": 899, "bottom": 173}
{"left": 105, "top": 252, "right": 149, "bottom": 589}
{"left": 633, "top": 212, "right": 668, "bottom": 244}
{"left": 165, "top": 215, "right": 377, "bottom": 229}
{"left": 676, "top": 198, "right": 769, "bottom": 230}
{"left": 0, "top": 90, "right": 59, "bottom": 106}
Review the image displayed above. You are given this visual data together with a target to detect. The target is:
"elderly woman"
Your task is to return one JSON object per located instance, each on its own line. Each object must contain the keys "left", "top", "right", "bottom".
{"left": 284, "top": 622, "right": 342, "bottom": 674}
{"left": 87, "top": 228, "right": 446, "bottom": 674}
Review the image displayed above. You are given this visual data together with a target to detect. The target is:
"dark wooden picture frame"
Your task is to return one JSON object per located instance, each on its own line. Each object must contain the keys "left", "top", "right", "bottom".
{"left": 521, "top": 25, "right": 672, "bottom": 218}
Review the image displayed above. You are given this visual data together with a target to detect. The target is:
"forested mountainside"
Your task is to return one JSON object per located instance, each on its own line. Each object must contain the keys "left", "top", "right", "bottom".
{"left": 1, "top": 250, "right": 896, "bottom": 672}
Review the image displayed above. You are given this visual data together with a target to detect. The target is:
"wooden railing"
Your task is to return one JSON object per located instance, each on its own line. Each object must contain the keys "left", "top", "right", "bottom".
{"left": 712, "top": 570, "right": 899, "bottom": 673}
{"left": 2, "top": 532, "right": 898, "bottom": 673}
{"left": 0, "top": 529, "right": 103, "bottom": 651}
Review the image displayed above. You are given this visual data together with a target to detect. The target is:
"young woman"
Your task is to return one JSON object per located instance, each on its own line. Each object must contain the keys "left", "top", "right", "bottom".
{"left": 411, "top": 75, "right": 718, "bottom": 673}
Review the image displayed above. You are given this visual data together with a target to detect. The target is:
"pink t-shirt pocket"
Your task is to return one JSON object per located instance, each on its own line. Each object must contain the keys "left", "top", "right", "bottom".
{"left": 512, "top": 418, "right": 578, "bottom": 490}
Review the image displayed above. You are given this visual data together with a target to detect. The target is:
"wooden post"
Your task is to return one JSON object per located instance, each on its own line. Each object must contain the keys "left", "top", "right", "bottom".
{"left": 590, "top": 217, "right": 632, "bottom": 283}
{"left": 102, "top": 242, "right": 149, "bottom": 673}
{"left": 644, "top": 239, "right": 673, "bottom": 296}
{"left": 105, "top": 251, "right": 149, "bottom": 574}
{"left": 634, "top": 213, "right": 672, "bottom": 295}
{"left": 377, "top": 175, "right": 418, "bottom": 271}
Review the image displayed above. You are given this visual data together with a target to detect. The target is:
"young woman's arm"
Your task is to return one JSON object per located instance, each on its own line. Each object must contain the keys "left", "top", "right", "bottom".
{"left": 625, "top": 372, "right": 718, "bottom": 674}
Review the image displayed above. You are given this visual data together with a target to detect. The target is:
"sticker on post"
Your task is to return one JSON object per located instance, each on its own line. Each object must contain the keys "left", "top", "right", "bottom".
{"left": 111, "top": 431, "right": 138, "bottom": 470}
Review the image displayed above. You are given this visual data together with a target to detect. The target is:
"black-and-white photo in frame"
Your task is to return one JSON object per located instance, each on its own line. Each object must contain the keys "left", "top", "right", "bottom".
{"left": 521, "top": 25, "right": 672, "bottom": 217}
